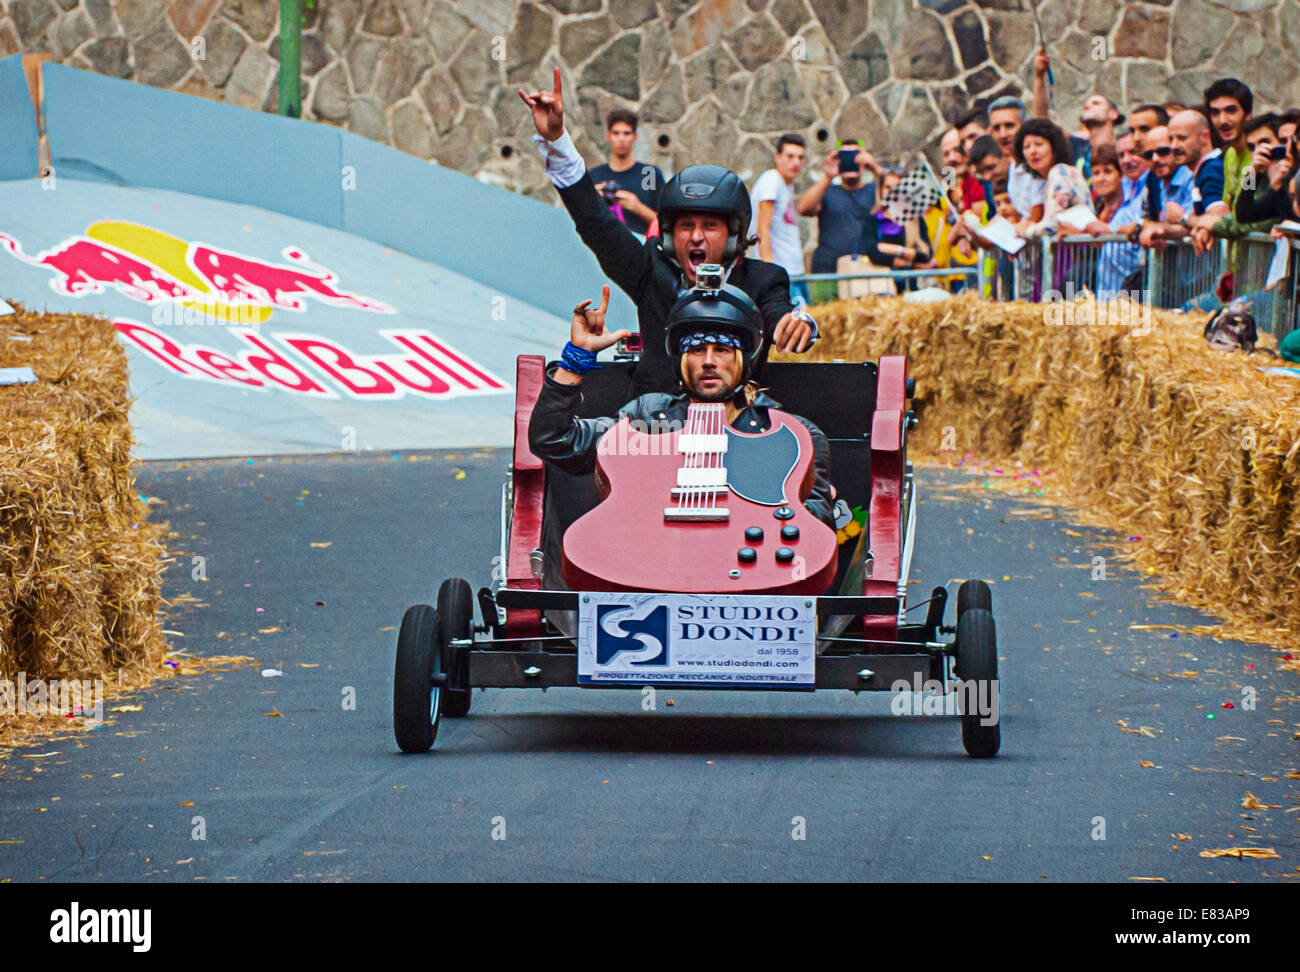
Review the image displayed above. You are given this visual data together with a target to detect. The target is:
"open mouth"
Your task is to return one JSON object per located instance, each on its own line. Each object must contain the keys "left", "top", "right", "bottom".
{"left": 686, "top": 248, "right": 708, "bottom": 273}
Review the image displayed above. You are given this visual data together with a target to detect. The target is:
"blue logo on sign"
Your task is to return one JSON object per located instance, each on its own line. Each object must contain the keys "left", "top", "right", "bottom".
{"left": 595, "top": 604, "right": 669, "bottom": 666}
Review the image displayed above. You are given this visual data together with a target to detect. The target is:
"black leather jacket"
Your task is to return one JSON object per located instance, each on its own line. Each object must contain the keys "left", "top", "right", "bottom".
{"left": 528, "top": 365, "right": 835, "bottom": 527}
{"left": 557, "top": 173, "right": 795, "bottom": 396}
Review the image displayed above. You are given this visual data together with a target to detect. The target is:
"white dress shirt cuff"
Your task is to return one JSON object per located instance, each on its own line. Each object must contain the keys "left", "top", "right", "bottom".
{"left": 532, "top": 131, "right": 586, "bottom": 189}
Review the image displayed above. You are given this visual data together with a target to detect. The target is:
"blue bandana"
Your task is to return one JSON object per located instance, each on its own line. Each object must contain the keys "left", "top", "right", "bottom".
{"left": 675, "top": 331, "right": 746, "bottom": 354}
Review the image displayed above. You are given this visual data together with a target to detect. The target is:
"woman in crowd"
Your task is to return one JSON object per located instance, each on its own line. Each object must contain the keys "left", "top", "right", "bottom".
{"left": 856, "top": 168, "right": 934, "bottom": 291}
{"left": 1013, "top": 118, "right": 1093, "bottom": 239}
{"left": 1078, "top": 143, "right": 1146, "bottom": 299}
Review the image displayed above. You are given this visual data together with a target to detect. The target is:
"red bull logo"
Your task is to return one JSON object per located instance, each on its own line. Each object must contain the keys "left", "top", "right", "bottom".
{"left": 113, "top": 321, "right": 508, "bottom": 401}
{"left": 0, "top": 221, "right": 393, "bottom": 324}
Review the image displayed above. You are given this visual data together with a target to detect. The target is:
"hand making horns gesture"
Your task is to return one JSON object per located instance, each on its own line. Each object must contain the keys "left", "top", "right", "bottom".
{"left": 518, "top": 66, "right": 565, "bottom": 142}
{"left": 570, "top": 285, "right": 630, "bottom": 353}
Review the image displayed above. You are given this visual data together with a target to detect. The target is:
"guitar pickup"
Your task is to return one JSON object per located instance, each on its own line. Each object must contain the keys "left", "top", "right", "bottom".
{"left": 676, "top": 467, "right": 727, "bottom": 487}
{"left": 669, "top": 485, "right": 728, "bottom": 498}
{"left": 663, "top": 507, "right": 731, "bottom": 522}
{"left": 676, "top": 434, "right": 727, "bottom": 454}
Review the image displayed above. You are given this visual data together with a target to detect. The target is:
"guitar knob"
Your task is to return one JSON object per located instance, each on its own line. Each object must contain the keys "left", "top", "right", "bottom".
{"left": 744, "top": 526, "right": 764, "bottom": 543}
{"left": 780, "top": 524, "right": 800, "bottom": 542}
{"left": 737, "top": 547, "right": 758, "bottom": 564}
{"left": 773, "top": 507, "right": 794, "bottom": 521}
{"left": 775, "top": 547, "right": 795, "bottom": 564}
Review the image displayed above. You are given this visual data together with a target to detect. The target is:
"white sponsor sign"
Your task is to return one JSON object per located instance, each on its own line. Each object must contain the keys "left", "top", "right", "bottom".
{"left": 577, "top": 592, "right": 816, "bottom": 687}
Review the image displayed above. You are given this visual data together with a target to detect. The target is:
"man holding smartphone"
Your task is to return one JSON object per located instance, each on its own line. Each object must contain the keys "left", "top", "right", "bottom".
{"left": 1233, "top": 115, "right": 1295, "bottom": 224}
{"left": 796, "top": 138, "right": 883, "bottom": 303}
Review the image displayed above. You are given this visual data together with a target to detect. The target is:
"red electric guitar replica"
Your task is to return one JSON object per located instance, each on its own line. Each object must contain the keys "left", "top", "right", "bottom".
{"left": 561, "top": 402, "right": 839, "bottom": 595}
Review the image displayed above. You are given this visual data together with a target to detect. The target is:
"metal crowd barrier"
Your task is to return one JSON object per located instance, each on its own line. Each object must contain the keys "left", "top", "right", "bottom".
{"left": 793, "top": 268, "right": 979, "bottom": 283}
{"left": 1272, "top": 235, "right": 1300, "bottom": 340}
{"left": 794, "top": 233, "right": 1297, "bottom": 340}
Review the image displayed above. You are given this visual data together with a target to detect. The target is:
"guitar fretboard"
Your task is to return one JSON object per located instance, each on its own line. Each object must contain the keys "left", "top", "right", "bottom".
{"left": 665, "top": 403, "right": 729, "bottom": 522}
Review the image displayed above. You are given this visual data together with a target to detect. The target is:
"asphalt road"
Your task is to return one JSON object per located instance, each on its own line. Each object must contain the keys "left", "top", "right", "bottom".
{"left": 1, "top": 452, "right": 1296, "bottom": 882}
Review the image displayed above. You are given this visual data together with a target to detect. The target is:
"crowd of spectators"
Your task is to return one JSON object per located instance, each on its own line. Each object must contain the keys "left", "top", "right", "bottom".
{"left": 584, "top": 71, "right": 1300, "bottom": 327}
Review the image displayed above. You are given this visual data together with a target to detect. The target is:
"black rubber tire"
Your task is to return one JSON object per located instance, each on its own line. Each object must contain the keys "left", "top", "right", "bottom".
{"left": 957, "top": 578, "right": 992, "bottom": 617}
{"left": 393, "top": 604, "right": 441, "bottom": 753}
{"left": 956, "top": 607, "right": 1001, "bottom": 758}
{"left": 438, "top": 578, "right": 474, "bottom": 718}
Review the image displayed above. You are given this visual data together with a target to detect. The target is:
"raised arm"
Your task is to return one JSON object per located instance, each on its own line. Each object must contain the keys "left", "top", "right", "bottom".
{"left": 1032, "top": 48, "right": 1051, "bottom": 120}
{"left": 520, "top": 68, "right": 653, "bottom": 300}
{"left": 528, "top": 285, "right": 630, "bottom": 474}
{"left": 797, "top": 153, "right": 838, "bottom": 216}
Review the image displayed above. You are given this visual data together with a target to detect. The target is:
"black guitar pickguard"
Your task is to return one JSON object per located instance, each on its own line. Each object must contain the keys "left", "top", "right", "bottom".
{"left": 723, "top": 423, "right": 800, "bottom": 506}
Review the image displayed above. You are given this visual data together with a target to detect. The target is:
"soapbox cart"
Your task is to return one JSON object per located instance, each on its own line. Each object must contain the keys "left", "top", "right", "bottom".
{"left": 393, "top": 351, "right": 1001, "bottom": 757}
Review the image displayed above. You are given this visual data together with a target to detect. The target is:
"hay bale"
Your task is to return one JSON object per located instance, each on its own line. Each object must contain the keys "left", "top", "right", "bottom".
{"left": 0, "top": 302, "right": 166, "bottom": 732}
{"left": 780, "top": 293, "right": 1300, "bottom": 642}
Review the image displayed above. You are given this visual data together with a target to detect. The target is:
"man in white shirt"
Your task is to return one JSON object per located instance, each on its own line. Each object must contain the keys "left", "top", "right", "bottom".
{"left": 751, "top": 134, "right": 809, "bottom": 305}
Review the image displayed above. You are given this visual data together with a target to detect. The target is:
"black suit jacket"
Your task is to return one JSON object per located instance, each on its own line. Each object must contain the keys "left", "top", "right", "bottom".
{"left": 557, "top": 172, "right": 794, "bottom": 396}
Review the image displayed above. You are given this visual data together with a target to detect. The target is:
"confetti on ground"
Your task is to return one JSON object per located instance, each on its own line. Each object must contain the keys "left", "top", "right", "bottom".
{"left": 1172, "top": 834, "right": 1191, "bottom": 841}
{"left": 1166, "top": 671, "right": 1199, "bottom": 679}
{"left": 257, "top": 627, "right": 281, "bottom": 635}
{"left": 109, "top": 705, "right": 142, "bottom": 713}
{"left": 264, "top": 710, "right": 282, "bottom": 718}
{"left": 1242, "top": 792, "right": 1281, "bottom": 810}
{"left": 261, "top": 669, "right": 284, "bottom": 678}
{"left": 1128, "top": 876, "right": 1167, "bottom": 882}
{"left": 309, "top": 542, "right": 331, "bottom": 549}
{"left": 1139, "top": 760, "right": 1155, "bottom": 768}
{"left": 1117, "top": 720, "right": 1159, "bottom": 738}
{"left": 1198, "top": 848, "right": 1280, "bottom": 859}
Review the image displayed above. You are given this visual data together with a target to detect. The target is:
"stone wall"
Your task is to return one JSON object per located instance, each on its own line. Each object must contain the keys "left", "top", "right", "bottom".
{"left": 2, "top": 0, "right": 1296, "bottom": 204}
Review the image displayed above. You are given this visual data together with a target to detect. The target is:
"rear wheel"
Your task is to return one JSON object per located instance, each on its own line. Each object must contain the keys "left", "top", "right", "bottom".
{"left": 393, "top": 604, "right": 442, "bottom": 753}
{"left": 439, "top": 578, "right": 474, "bottom": 718}
{"left": 956, "top": 607, "right": 1000, "bottom": 758}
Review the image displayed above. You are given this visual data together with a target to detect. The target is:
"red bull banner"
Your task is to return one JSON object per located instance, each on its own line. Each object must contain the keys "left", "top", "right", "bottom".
{"left": 1, "top": 220, "right": 507, "bottom": 401}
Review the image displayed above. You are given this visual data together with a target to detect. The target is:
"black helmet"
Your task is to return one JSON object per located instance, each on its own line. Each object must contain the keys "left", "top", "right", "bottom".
{"left": 664, "top": 283, "right": 764, "bottom": 382}
{"left": 657, "top": 164, "right": 752, "bottom": 267}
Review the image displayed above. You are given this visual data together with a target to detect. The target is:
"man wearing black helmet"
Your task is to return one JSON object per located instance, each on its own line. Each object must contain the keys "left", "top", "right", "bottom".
{"left": 520, "top": 69, "right": 818, "bottom": 396}
{"left": 529, "top": 281, "right": 835, "bottom": 528}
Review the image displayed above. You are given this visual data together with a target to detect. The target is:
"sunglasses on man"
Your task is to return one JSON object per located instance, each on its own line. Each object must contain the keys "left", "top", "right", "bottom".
{"left": 1141, "top": 146, "right": 1173, "bottom": 160}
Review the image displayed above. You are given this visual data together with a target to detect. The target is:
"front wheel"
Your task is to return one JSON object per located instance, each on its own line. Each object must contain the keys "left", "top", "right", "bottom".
{"left": 956, "top": 607, "right": 1000, "bottom": 758}
{"left": 393, "top": 604, "right": 441, "bottom": 753}
{"left": 438, "top": 578, "right": 474, "bottom": 718}
{"left": 956, "top": 578, "right": 992, "bottom": 617}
